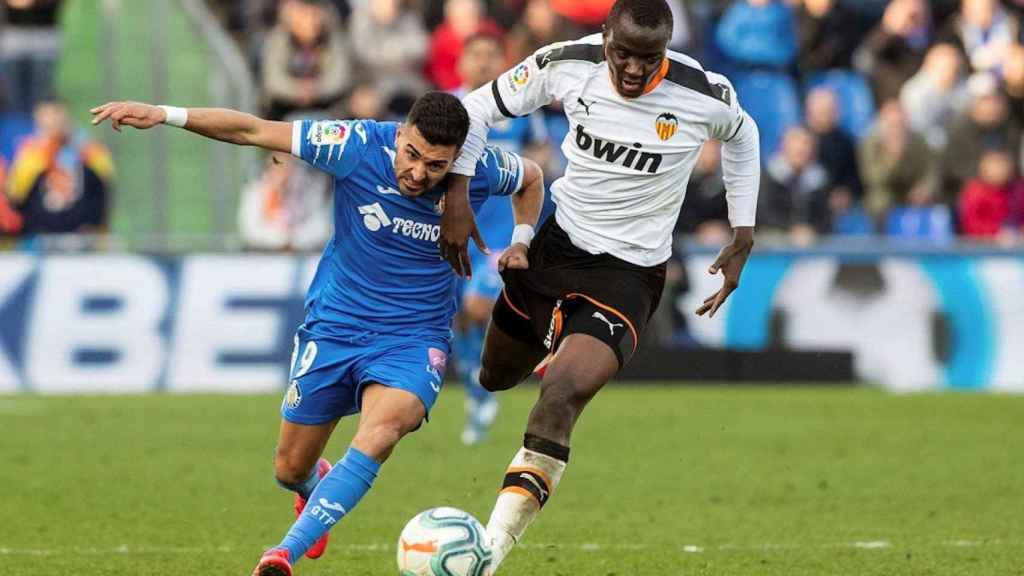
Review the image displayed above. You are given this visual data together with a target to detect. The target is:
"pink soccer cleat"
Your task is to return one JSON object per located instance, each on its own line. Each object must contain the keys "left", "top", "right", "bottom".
{"left": 252, "top": 548, "right": 292, "bottom": 576}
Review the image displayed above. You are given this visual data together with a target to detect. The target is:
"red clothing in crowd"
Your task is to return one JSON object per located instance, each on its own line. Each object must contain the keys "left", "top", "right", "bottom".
{"left": 958, "top": 179, "right": 1011, "bottom": 237}
{"left": 426, "top": 19, "right": 503, "bottom": 91}
{"left": 550, "top": 0, "right": 616, "bottom": 26}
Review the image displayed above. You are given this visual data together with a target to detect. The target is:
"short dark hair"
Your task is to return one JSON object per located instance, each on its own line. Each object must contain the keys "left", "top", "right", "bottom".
{"left": 607, "top": 0, "right": 673, "bottom": 31}
{"left": 406, "top": 91, "right": 470, "bottom": 148}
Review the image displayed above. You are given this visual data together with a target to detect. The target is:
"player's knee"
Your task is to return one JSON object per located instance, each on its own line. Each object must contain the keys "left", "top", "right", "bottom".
{"left": 541, "top": 362, "right": 599, "bottom": 410}
{"left": 351, "top": 420, "right": 412, "bottom": 462}
{"left": 273, "top": 450, "right": 313, "bottom": 486}
{"left": 478, "top": 363, "right": 521, "bottom": 392}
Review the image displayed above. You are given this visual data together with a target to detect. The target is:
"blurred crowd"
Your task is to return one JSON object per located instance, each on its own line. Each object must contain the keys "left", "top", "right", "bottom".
{"left": 0, "top": 0, "right": 1023, "bottom": 251}
{"left": 209, "top": 0, "right": 1024, "bottom": 250}
{"left": 0, "top": 0, "right": 112, "bottom": 245}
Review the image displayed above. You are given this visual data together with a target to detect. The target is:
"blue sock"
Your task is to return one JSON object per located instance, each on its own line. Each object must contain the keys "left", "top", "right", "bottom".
{"left": 276, "top": 462, "right": 321, "bottom": 500}
{"left": 462, "top": 324, "right": 492, "bottom": 405}
{"left": 277, "top": 447, "right": 380, "bottom": 563}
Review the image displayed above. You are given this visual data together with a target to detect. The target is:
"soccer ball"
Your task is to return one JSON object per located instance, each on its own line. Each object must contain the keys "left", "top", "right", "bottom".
{"left": 396, "top": 507, "right": 493, "bottom": 576}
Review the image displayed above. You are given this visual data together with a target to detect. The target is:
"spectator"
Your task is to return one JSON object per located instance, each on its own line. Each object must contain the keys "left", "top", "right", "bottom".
{"left": 425, "top": 0, "right": 502, "bottom": 91}
{"left": 884, "top": 189, "right": 956, "bottom": 242}
{"left": 957, "top": 147, "right": 1021, "bottom": 238}
{"left": 238, "top": 153, "right": 332, "bottom": 251}
{"left": 942, "top": 73, "right": 1022, "bottom": 200}
{"left": 715, "top": 0, "right": 797, "bottom": 70}
{"left": 859, "top": 100, "right": 938, "bottom": 222}
{"left": 796, "top": 0, "right": 864, "bottom": 76}
{"left": 0, "top": 0, "right": 64, "bottom": 115}
{"left": 899, "top": 43, "right": 970, "bottom": 151}
{"left": 828, "top": 187, "right": 874, "bottom": 235}
{"left": 854, "top": 0, "right": 933, "bottom": 103}
{"left": 349, "top": 0, "right": 429, "bottom": 107}
{"left": 758, "top": 126, "right": 831, "bottom": 243}
{"left": 938, "top": 0, "right": 1019, "bottom": 76}
{"left": 262, "top": 0, "right": 352, "bottom": 120}
{"left": 1003, "top": 43, "right": 1024, "bottom": 127}
{"left": 676, "top": 140, "right": 729, "bottom": 240}
{"left": 6, "top": 100, "right": 113, "bottom": 235}
{"left": 506, "top": 0, "right": 576, "bottom": 64}
{"left": 805, "top": 87, "right": 863, "bottom": 198}
{"left": 0, "top": 156, "right": 20, "bottom": 235}
{"left": 345, "top": 81, "right": 388, "bottom": 119}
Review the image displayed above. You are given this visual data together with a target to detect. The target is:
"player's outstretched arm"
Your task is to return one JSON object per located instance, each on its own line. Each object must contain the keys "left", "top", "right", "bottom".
{"left": 698, "top": 74, "right": 761, "bottom": 319}
{"left": 500, "top": 158, "right": 545, "bottom": 271}
{"left": 90, "top": 102, "right": 292, "bottom": 154}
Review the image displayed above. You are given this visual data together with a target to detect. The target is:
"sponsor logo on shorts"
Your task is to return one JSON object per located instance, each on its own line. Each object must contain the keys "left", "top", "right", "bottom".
{"left": 592, "top": 311, "right": 624, "bottom": 336}
{"left": 284, "top": 380, "right": 302, "bottom": 409}
{"left": 426, "top": 348, "right": 447, "bottom": 391}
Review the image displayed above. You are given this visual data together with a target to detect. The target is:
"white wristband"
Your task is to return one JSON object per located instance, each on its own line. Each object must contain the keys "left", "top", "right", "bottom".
{"left": 158, "top": 105, "right": 188, "bottom": 128}
{"left": 511, "top": 224, "right": 535, "bottom": 247}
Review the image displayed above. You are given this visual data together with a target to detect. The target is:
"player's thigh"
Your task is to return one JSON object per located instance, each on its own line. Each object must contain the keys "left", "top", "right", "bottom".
{"left": 275, "top": 418, "right": 339, "bottom": 481}
{"left": 540, "top": 332, "right": 618, "bottom": 406}
{"left": 480, "top": 316, "right": 548, "bottom": 391}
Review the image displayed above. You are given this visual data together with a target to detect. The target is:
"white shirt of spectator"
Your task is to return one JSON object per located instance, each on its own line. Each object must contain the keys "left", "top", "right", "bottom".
{"left": 455, "top": 34, "right": 760, "bottom": 267}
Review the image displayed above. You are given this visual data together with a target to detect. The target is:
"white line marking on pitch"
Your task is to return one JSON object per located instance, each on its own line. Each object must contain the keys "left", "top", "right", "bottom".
{"left": 0, "top": 539, "right": 1005, "bottom": 557}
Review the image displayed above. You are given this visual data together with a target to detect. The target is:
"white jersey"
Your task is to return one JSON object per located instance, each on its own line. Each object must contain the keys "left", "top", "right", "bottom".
{"left": 454, "top": 34, "right": 760, "bottom": 267}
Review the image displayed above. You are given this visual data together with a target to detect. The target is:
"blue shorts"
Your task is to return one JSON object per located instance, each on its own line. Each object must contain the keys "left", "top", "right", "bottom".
{"left": 280, "top": 325, "right": 451, "bottom": 425}
{"left": 463, "top": 250, "right": 505, "bottom": 302}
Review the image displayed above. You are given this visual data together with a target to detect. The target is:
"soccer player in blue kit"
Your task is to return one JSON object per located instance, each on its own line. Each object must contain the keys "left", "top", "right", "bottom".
{"left": 90, "top": 92, "right": 545, "bottom": 576}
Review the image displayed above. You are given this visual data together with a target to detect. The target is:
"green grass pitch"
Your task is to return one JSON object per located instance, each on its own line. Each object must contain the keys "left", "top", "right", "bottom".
{"left": 1, "top": 385, "right": 1021, "bottom": 575}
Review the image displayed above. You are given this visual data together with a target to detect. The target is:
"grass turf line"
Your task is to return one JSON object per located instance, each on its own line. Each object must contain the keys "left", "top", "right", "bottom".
{"left": 0, "top": 386, "right": 1021, "bottom": 575}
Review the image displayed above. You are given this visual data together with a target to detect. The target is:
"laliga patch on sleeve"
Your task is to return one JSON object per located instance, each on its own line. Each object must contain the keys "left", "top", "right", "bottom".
{"left": 506, "top": 63, "right": 531, "bottom": 93}
{"left": 308, "top": 121, "right": 352, "bottom": 147}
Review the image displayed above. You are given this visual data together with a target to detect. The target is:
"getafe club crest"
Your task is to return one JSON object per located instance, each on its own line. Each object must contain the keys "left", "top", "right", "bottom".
{"left": 284, "top": 380, "right": 302, "bottom": 409}
{"left": 655, "top": 113, "right": 678, "bottom": 141}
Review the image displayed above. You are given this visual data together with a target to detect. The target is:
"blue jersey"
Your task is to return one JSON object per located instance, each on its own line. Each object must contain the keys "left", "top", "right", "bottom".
{"left": 291, "top": 119, "right": 524, "bottom": 341}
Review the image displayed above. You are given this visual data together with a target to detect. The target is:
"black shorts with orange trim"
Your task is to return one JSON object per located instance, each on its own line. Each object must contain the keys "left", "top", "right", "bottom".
{"left": 491, "top": 217, "right": 666, "bottom": 368}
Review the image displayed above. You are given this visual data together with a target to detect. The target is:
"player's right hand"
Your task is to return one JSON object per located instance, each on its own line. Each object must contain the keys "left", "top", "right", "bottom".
{"left": 90, "top": 102, "right": 165, "bottom": 132}
{"left": 498, "top": 243, "right": 529, "bottom": 272}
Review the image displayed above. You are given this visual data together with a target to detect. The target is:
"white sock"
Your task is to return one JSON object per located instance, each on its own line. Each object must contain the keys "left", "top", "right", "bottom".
{"left": 486, "top": 440, "right": 568, "bottom": 570}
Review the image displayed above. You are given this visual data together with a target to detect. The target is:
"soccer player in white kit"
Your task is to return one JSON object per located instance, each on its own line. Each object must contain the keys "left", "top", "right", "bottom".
{"left": 438, "top": 0, "right": 761, "bottom": 570}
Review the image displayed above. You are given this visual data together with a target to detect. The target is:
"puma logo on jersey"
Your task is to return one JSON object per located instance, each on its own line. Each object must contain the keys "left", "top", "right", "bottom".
{"left": 575, "top": 125, "right": 663, "bottom": 174}
{"left": 376, "top": 185, "right": 402, "bottom": 196}
{"left": 577, "top": 97, "right": 595, "bottom": 116}
{"left": 592, "top": 311, "right": 624, "bottom": 336}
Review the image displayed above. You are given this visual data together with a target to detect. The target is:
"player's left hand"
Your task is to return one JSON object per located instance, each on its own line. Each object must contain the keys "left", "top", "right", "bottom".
{"left": 498, "top": 243, "right": 529, "bottom": 271}
{"left": 697, "top": 227, "right": 753, "bottom": 318}
{"left": 90, "top": 101, "right": 165, "bottom": 132}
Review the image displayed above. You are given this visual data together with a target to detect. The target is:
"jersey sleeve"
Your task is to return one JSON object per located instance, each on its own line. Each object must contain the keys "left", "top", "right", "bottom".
{"left": 290, "top": 119, "right": 370, "bottom": 180}
{"left": 478, "top": 146, "right": 525, "bottom": 197}
{"left": 452, "top": 39, "right": 585, "bottom": 177}
{"left": 705, "top": 72, "right": 760, "bottom": 228}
